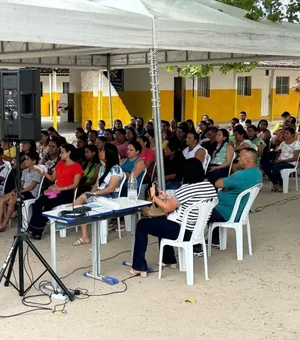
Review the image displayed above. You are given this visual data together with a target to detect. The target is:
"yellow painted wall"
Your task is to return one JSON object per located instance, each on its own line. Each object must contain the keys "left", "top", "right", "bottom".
{"left": 119, "top": 90, "right": 174, "bottom": 122}
{"left": 237, "top": 89, "right": 262, "bottom": 121}
{"left": 40, "top": 93, "right": 61, "bottom": 117}
{"left": 74, "top": 92, "right": 82, "bottom": 122}
{"left": 271, "top": 89, "right": 299, "bottom": 119}
{"left": 81, "top": 91, "right": 131, "bottom": 128}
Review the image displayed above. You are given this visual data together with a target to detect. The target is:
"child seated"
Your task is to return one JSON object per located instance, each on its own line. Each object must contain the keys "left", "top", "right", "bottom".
{"left": 0, "top": 152, "right": 42, "bottom": 232}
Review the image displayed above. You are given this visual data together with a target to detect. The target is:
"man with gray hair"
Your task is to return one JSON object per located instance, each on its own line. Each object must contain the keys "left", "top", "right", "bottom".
{"left": 194, "top": 148, "right": 262, "bottom": 256}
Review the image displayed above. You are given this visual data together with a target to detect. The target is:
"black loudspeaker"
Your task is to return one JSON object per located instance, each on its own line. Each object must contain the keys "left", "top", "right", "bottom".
{"left": 0, "top": 69, "right": 41, "bottom": 141}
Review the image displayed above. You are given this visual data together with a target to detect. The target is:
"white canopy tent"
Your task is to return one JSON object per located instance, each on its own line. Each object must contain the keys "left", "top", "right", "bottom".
{"left": 1, "top": 0, "right": 300, "bottom": 190}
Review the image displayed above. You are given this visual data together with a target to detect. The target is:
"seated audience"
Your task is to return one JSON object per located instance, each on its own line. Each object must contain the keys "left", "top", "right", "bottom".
{"left": 28, "top": 144, "right": 83, "bottom": 239}
{"left": 130, "top": 158, "right": 217, "bottom": 277}
{"left": 199, "top": 121, "right": 209, "bottom": 140}
{"left": 126, "top": 127, "right": 137, "bottom": 143}
{"left": 0, "top": 147, "right": 10, "bottom": 195}
{"left": 183, "top": 132, "right": 209, "bottom": 171}
{"left": 40, "top": 137, "right": 61, "bottom": 175}
{"left": 20, "top": 141, "right": 37, "bottom": 169}
{"left": 73, "top": 144, "right": 124, "bottom": 246}
{"left": 186, "top": 119, "right": 196, "bottom": 133}
{"left": 145, "top": 129, "right": 156, "bottom": 152}
{"left": 137, "top": 136, "right": 155, "bottom": 181}
{"left": 97, "top": 120, "right": 106, "bottom": 136}
{"left": 120, "top": 141, "right": 146, "bottom": 196}
{"left": 164, "top": 138, "right": 186, "bottom": 190}
{"left": 194, "top": 148, "right": 262, "bottom": 255}
{"left": 84, "top": 120, "right": 92, "bottom": 137}
{"left": 48, "top": 127, "right": 67, "bottom": 145}
{"left": 0, "top": 152, "right": 42, "bottom": 232}
{"left": 104, "top": 129, "right": 114, "bottom": 143}
{"left": 272, "top": 111, "right": 290, "bottom": 134}
{"left": 201, "top": 114, "right": 209, "bottom": 122}
{"left": 124, "top": 116, "right": 136, "bottom": 130}
{"left": 228, "top": 117, "right": 239, "bottom": 142}
{"left": 96, "top": 136, "right": 107, "bottom": 163}
{"left": 144, "top": 121, "right": 154, "bottom": 134}
{"left": 273, "top": 116, "right": 298, "bottom": 148}
{"left": 257, "top": 119, "right": 271, "bottom": 144}
{"left": 176, "top": 123, "right": 188, "bottom": 150}
{"left": 245, "top": 119, "right": 252, "bottom": 130}
{"left": 112, "top": 119, "right": 123, "bottom": 134}
{"left": 112, "top": 128, "right": 128, "bottom": 159}
{"left": 77, "top": 145, "right": 101, "bottom": 196}
{"left": 262, "top": 127, "right": 300, "bottom": 192}
{"left": 169, "top": 118, "right": 177, "bottom": 135}
{"left": 247, "top": 125, "right": 265, "bottom": 160}
{"left": 36, "top": 130, "right": 50, "bottom": 160}
{"left": 201, "top": 127, "right": 218, "bottom": 156}
{"left": 135, "top": 117, "right": 146, "bottom": 137}
{"left": 88, "top": 130, "right": 98, "bottom": 145}
{"left": 207, "top": 129, "right": 234, "bottom": 185}
{"left": 239, "top": 111, "right": 247, "bottom": 128}
{"left": 207, "top": 119, "right": 214, "bottom": 128}
{"left": 161, "top": 120, "right": 172, "bottom": 143}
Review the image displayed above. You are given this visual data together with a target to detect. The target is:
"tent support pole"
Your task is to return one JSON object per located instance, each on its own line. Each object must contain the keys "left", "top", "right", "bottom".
{"left": 150, "top": 18, "right": 165, "bottom": 192}
{"left": 107, "top": 54, "right": 113, "bottom": 128}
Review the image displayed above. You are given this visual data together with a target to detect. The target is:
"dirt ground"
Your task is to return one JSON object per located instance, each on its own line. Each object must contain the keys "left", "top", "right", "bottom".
{"left": 0, "top": 179, "right": 300, "bottom": 340}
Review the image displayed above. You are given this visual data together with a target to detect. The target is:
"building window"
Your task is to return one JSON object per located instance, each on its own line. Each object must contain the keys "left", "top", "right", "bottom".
{"left": 276, "top": 77, "right": 289, "bottom": 95}
{"left": 237, "top": 76, "right": 252, "bottom": 96}
{"left": 62, "top": 82, "right": 70, "bottom": 94}
{"left": 197, "top": 77, "right": 210, "bottom": 97}
{"left": 40, "top": 82, "right": 43, "bottom": 97}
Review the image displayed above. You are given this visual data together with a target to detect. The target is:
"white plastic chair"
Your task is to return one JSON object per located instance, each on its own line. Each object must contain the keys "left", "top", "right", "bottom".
{"left": 151, "top": 162, "right": 157, "bottom": 183}
{"left": 208, "top": 184, "right": 262, "bottom": 261}
{"left": 21, "top": 165, "right": 47, "bottom": 231}
{"left": 228, "top": 152, "right": 236, "bottom": 176}
{"left": 280, "top": 153, "right": 300, "bottom": 194}
{"left": 158, "top": 198, "right": 218, "bottom": 285}
{"left": 204, "top": 153, "right": 211, "bottom": 174}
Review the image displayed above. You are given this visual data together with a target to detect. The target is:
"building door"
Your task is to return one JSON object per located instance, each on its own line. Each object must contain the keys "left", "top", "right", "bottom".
{"left": 174, "top": 77, "right": 184, "bottom": 122}
{"left": 261, "top": 76, "right": 271, "bottom": 117}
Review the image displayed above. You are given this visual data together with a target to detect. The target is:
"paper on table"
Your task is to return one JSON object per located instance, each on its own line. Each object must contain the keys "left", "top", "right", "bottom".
{"left": 88, "top": 196, "right": 121, "bottom": 210}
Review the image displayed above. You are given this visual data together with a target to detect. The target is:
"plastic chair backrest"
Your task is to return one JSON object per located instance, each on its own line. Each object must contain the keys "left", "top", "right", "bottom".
{"left": 176, "top": 198, "right": 218, "bottom": 242}
{"left": 3, "top": 160, "right": 12, "bottom": 170}
{"left": 292, "top": 151, "right": 300, "bottom": 169}
{"left": 2, "top": 167, "right": 12, "bottom": 195}
{"left": 118, "top": 172, "right": 126, "bottom": 198}
{"left": 151, "top": 162, "right": 157, "bottom": 182}
{"left": 228, "top": 152, "right": 236, "bottom": 175}
{"left": 204, "top": 153, "right": 211, "bottom": 174}
{"left": 227, "top": 183, "right": 262, "bottom": 224}
{"left": 137, "top": 168, "right": 147, "bottom": 198}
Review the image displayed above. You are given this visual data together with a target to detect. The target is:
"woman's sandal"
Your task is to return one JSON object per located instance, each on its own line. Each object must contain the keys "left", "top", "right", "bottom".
{"left": 73, "top": 238, "right": 90, "bottom": 246}
{"left": 129, "top": 268, "right": 148, "bottom": 278}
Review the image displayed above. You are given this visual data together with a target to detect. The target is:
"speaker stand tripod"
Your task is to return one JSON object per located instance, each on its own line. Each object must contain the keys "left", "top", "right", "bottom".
{"left": 0, "top": 141, "right": 74, "bottom": 301}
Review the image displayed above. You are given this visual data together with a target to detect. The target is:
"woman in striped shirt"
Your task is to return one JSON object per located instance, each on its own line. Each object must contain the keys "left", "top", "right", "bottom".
{"left": 130, "top": 158, "right": 217, "bottom": 278}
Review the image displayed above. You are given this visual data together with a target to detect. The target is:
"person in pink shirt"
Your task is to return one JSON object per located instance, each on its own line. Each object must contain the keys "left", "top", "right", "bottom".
{"left": 112, "top": 128, "right": 128, "bottom": 159}
{"left": 137, "top": 136, "right": 155, "bottom": 180}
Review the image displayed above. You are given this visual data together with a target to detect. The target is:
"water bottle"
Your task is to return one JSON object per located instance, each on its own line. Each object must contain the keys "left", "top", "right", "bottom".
{"left": 127, "top": 172, "right": 137, "bottom": 203}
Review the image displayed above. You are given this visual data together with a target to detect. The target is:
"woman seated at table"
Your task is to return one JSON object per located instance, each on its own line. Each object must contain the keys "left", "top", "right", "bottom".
{"left": 28, "top": 144, "right": 84, "bottom": 239}
{"left": 73, "top": 143, "right": 124, "bottom": 246}
{"left": 163, "top": 138, "right": 185, "bottom": 190}
{"left": 129, "top": 158, "right": 217, "bottom": 278}
{"left": 207, "top": 129, "right": 234, "bottom": 185}
{"left": 262, "top": 127, "right": 300, "bottom": 192}
{"left": 120, "top": 141, "right": 146, "bottom": 196}
{"left": 76, "top": 145, "right": 101, "bottom": 197}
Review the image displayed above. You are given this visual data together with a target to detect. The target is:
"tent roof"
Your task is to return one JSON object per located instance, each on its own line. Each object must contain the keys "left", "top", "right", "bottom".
{"left": 0, "top": 0, "right": 300, "bottom": 68}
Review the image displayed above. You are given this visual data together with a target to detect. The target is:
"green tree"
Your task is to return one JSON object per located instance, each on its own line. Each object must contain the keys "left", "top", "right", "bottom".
{"left": 167, "top": 0, "right": 299, "bottom": 79}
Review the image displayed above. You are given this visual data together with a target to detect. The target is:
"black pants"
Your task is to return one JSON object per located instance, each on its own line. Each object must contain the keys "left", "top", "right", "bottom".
{"left": 207, "top": 166, "right": 230, "bottom": 186}
{"left": 28, "top": 190, "right": 74, "bottom": 236}
{"left": 132, "top": 218, "right": 191, "bottom": 272}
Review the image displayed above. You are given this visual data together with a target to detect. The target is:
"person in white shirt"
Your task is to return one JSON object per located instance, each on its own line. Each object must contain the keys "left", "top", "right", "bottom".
{"left": 183, "top": 132, "right": 209, "bottom": 171}
{"left": 239, "top": 111, "right": 247, "bottom": 128}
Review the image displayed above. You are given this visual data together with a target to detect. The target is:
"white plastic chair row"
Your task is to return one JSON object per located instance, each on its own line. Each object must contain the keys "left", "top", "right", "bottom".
{"left": 158, "top": 198, "right": 218, "bottom": 285}
{"left": 208, "top": 184, "right": 262, "bottom": 261}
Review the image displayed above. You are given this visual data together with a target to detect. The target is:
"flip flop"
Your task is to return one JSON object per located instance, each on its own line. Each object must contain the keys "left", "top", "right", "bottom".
{"left": 73, "top": 238, "right": 90, "bottom": 246}
{"left": 129, "top": 268, "right": 147, "bottom": 278}
{"left": 0, "top": 227, "right": 7, "bottom": 233}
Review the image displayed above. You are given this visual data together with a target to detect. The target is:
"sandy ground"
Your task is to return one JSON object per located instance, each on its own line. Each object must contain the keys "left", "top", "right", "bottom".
{"left": 0, "top": 178, "right": 299, "bottom": 340}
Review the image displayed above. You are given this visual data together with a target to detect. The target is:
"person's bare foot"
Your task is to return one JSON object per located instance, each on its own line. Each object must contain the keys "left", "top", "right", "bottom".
{"left": 130, "top": 268, "right": 147, "bottom": 278}
{"left": 73, "top": 237, "right": 90, "bottom": 246}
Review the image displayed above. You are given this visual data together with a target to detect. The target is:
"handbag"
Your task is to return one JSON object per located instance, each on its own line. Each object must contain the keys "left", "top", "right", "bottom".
{"left": 147, "top": 203, "right": 167, "bottom": 218}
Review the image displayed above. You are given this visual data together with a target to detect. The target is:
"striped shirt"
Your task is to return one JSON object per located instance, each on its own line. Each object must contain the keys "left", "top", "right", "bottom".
{"left": 167, "top": 180, "right": 217, "bottom": 231}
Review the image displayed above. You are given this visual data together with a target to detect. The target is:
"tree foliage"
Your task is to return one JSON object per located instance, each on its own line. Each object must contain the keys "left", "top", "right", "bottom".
{"left": 166, "top": 0, "right": 299, "bottom": 78}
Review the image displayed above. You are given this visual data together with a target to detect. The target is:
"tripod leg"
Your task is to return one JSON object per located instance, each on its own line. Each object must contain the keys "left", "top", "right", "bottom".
{"left": 0, "top": 237, "right": 19, "bottom": 284}
{"left": 4, "top": 238, "right": 19, "bottom": 287}
{"left": 26, "top": 238, "right": 74, "bottom": 301}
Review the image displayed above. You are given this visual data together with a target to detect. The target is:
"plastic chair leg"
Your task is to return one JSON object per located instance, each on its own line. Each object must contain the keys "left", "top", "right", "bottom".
{"left": 282, "top": 173, "right": 290, "bottom": 194}
{"left": 202, "top": 238, "right": 209, "bottom": 281}
{"left": 158, "top": 244, "right": 164, "bottom": 279}
{"left": 296, "top": 173, "right": 299, "bottom": 191}
{"left": 207, "top": 225, "right": 213, "bottom": 257}
{"left": 117, "top": 217, "right": 122, "bottom": 239}
{"left": 235, "top": 227, "right": 243, "bottom": 261}
{"left": 246, "top": 220, "right": 253, "bottom": 256}
{"left": 60, "top": 229, "right": 67, "bottom": 237}
{"left": 219, "top": 228, "right": 228, "bottom": 250}
{"left": 178, "top": 247, "right": 186, "bottom": 272}
{"left": 185, "top": 245, "right": 194, "bottom": 285}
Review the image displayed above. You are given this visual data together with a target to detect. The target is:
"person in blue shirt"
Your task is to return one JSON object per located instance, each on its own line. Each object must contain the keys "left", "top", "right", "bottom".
{"left": 194, "top": 148, "right": 262, "bottom": 256}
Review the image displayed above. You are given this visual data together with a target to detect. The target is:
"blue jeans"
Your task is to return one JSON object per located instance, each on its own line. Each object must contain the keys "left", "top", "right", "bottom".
{"left": 209, "top": 208, "right": 226, "bottom": 244}
{"left": 206, "top": 167, "right": 229, "bottom": 186}
{"left": 262, "top": 161, "right": 294, "bottom": 185}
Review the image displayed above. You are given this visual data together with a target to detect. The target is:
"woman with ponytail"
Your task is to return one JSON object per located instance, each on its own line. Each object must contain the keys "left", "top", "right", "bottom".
{"left": 207, "top": 129, "right": 234, "bottom": 185}
{"left": 72, "top": 143, "right": 124, "bottom": 245}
